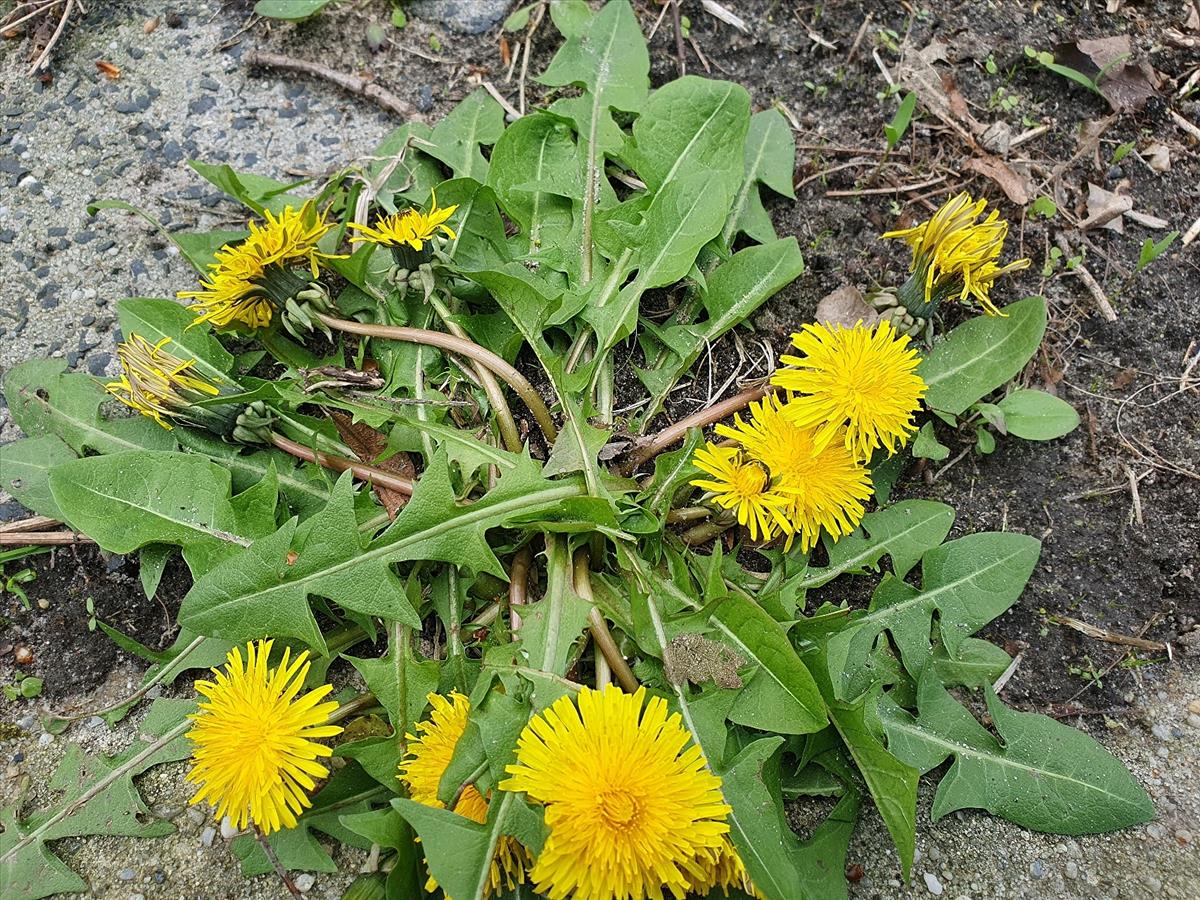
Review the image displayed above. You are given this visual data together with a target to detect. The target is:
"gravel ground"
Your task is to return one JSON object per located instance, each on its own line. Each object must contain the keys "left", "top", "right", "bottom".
{"left": 1, "top": 2, "right": 1198, "bottom": 898}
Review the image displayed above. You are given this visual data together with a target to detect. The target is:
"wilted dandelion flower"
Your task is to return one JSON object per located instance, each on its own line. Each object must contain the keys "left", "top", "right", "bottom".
{"left": 690, "top": 443, "right": 793, "bottom": 541}
{"left": 179, "top": 200, "right": 342, "bottom": 329}
{"left": 688, "top": 835, "right": 762, "bottom": 898}
{"left": 348, "top": 191, "right": 459, "bottom": 252}
{"left": 399, "top": 692, "right": 528, "bottom": 898}
{"left": 106, "top": 334, "right": 223, "bottom": 430}
{"left": 772, "top": 319, "right": 927, "bottom": 460}
{"left": 883, "top": 191, "right": 1030, "bottom": 317}
{"left": 185, "top": 640, "right": 342, "bottom": 835}
{"left": 718, "top": 394, "right": 872, "bottom": 553}
{"left": 500, "top": 685, "right": 731, "bottom": 900}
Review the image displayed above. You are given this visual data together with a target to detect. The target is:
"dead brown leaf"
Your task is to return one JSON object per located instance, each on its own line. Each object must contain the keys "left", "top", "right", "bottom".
{"left": 964, "top": 155, "right": 1033, "bottom": 205}
{"left": 1053, "top": 35, "right": 1162, "bottom": 113}
{"left": 1080, "top": 182, "right": 1132, "bottom": 232}
{"left": 815, "top": 285, "right": 878, "bottom": 329}
{"left": 1112, "top": 368, "right": 1137, "bottom": 390}
{"left": 896, "top": 40, "right": 980, "bottom": 147}
{"left": 330, "top": 410, "right": 413, "bottom": 519}
{"left": 95, "top": 60, "right": 121, "bottom": 80}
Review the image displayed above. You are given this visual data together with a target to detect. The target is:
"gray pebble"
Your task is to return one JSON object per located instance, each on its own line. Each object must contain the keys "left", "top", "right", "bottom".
{"left": 17, "top": 715, "right": 35, "bottom": 730}
{"left": 1065, "top": 861, "right": 1079, "bottom": 879}
{"left": 1030, "top": 859, "right": 1046, "bottom": 879}
{"left": 1151, "top": 722, "right": 1172, "bottom": 741}
{"left": 118, "top": 868, "right": 136, "bottom": 881}
{"left": 408, "top": 0, "right": 509, "bottom": 34}
{"left": 37, "top": 732, "right": 54, "bottom": 746}
{"left": 200, "top": 826, "right": 216, "bottom": 847}
{"left": 924, "top": 872, "right": 943, "bottom": 896}
{"left": 293, "top": 873, "right": 316, "bottom": 892}
{"left": 1186, "top": 713, "right": 1200, "bottom": 729}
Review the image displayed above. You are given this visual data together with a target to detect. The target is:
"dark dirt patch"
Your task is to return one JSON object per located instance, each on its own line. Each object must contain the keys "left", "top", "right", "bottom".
{"left": 0, "top": 548, "right": 189, "bottom": 702}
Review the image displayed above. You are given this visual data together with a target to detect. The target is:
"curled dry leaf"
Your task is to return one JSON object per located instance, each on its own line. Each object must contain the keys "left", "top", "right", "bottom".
{"left": 1081, "top": 182, "right": 1133, "bottom": 232}
{"left": 816, "top": 285, "right": 879, "bottom": 329}
{"left": 1143, "top": 141, "right": 1171, "bottom": 173}
{"left": 95, "top": 60, "right": 121, "bottom": 80}
{"left": 964, "top": 156, "right": 1033, "bottom": 205}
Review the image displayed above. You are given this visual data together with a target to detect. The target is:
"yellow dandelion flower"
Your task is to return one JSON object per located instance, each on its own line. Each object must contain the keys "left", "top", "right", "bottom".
{"left": 177, "top": 245, "right": 274, "bottom": 329}
{"left": 717, "top": 394, "right": 873, "bottom": 553}
{"left": 178, "top": 200, "right": 342, "bottom": 329}
{"left": 690, "top": 443, "right": 793, "bottom": 541}
{"left": 244, "top": 201, "right": 341, "bottom": 278}
{"left": 105, "top": 333, "right": 223, "bottom": 430}
{"left": 185, "top": 640, "right": 342, "bottom": 836}
{"left": 500, "top": 685, "right": 732, "bottom": 900}
{"left": 688, "top": 835, "right": 763, "bottom": 898}
{"left": 348, "top": 191, "right": 459, "bottom": 251}
{"left": 883, "top": 191, "right": 1030, "bottom": 316}
{"left": 399, "top": 692, "right": 529, "bottom": 898}
{"left": 772, "top": 319, "right": 927, "bottom": 459}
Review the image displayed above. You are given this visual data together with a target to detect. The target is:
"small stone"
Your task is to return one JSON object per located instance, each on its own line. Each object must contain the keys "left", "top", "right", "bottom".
{"left": 1156, "top": 747, "right": 1169, "bottom": 759}
{"left": 293, "top": 873, "right": 316, "bottom": 892}
{"left": 86, "top": 716, "right": 105, "bottom": 728}
{"left": 200, "top": 826, "right": 216, "bottom": 847}
{"left": 12, "top": 751, "right": 24, "bottom": 763}
{"left": 37, "top": 732, "right": 53, "bottom": 747}
{"left": 1065, "top": 861, "right": 1079, "bottom": 879}
{"left": 153, "top": 870, "right": 166, "bottom": 884}
{"left": 1146, "top": 875, "right": 1163, "bottom": 892}
{"left": 1186, "top": 714, "right": 1200, "bottom": 729}
{"left": 1030, "top": 859, "right": 1046, "bottom": 879}
{"left": 219, "top": 815, "right": 239, "bottom": 839}
{"left": 185, "top": 808, "right": 205, "bottom": 825}
{"left": 1177, "top": 829, "right": 1193, "bottom": 844}
{"left": 118, "top": 868, "right": 136, "bottom": 882}
{"left": 17, "top": 715, "right": 35, "bottom": 730}
{"left": 1146, "top": 823, "right": 1167, "bottom": 840}
{"left": 408, "top": 0, "right": 509, "bottom": 34}
{"left": 36, "top": 598, "right": 49, "bottom": 609}
{"left": 417, "top": 84, "right": 434, "bottom": 113}
{"left": 1187, "top": 699, "right": 1200, "bottom": 715}
{"left": 924, "top": 872, "right": 943, "bottom": 896}
{"left": 1151, "top": 723, "right": 1172, "bottom": 741}
{"left": 130, "top": 894, "right": 145, "bottom": 900}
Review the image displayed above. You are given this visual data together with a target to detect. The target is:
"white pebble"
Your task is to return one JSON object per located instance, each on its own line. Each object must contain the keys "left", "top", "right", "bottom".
{"left": 87, "top": 716, "right": 105, "bottom": 729}
{"left": 293, "top": 873, "right": 316, "bottom": 893}
{"left": 219, "top": 816, "right": 239, "bottom": 840}
{"left": 200, "top": 826, "right": 216, "bottom": 847}
{"left": 37, "top": 732, "right": 54, "bottom": 747}
{"left": 1186, "top": 714, "right": 1200, "bottom": 729}
{"left": 1065, "top": 861, "right": 1079, "bottom": 879}
{"left": 924, "top": 872, "right": 944, "bottom": 896}
{"left": 1151, "top": 723, "right": 1172, "bottom": 741}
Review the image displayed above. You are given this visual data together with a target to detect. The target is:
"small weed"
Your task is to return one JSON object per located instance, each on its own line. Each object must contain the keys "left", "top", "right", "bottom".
{"left": 1136, "top": 231, "right": 1179, "bottom": 273}
{"left": 884, "top": 92, "right": 917, "bottom": 151}
{"left": 2, "top": 672, "right": 43, "bottom": 702}
{"left": 1, "top": 566, "right": 37, "bottom": 610}
{"left": 1111, "top": 140, "right": 1136, "bottom": 165}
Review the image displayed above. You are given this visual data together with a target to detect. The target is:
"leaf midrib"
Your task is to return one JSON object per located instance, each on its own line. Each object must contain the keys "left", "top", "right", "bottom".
{"left": 800, "top": 507, "right": 952, "bottom": 588}
{"left": 849, "top": 544, "right": 1029, "bottom": 630}
{"left": 885, "top": 716, "right": 1142, "bottom": 806}
{"left": 61, "top": 478, "right": 251, "bottom": 548}
{"left": 195, "top": 483, "right": 583, "bottom": 612}
{"left": 921, "top": 302, "right": 1039, "bottom": 389}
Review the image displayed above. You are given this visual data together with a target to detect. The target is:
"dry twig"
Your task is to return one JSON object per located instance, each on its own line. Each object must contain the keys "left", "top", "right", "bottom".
{"left": 1054, "top": 233, "right": 1118, "bottom": 322}
{"left": 243, "top": 50, "right": 420, "bottom": 120}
